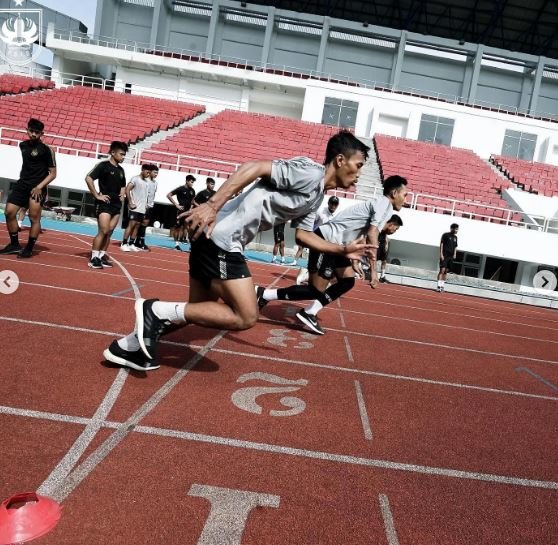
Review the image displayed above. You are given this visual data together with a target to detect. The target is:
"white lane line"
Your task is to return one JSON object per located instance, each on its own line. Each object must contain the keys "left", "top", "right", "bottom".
{"left": 49, "top": 267, "right": 294, "bottom": 503}
{"left": 4, "top": 404, "right": 558, "bottom": 490}
{"left": 132, "top": 425, "right": 558, "bottom": 490}
{"left": 0, "top": 405, "right": 92, "bottom": 425}
{"left": 344, "top": 335, "right": 354, "bottom": 363}
{"left": 379, "top": 494, "right": 401, "bottom": 545}
{"left": 15, "top": 279, "right": 558, "bottom": 347}
{"left": 354, "top": 381, "right": 373, "bottom": 440}
{"left": 36, "top": 234, "right": 133, "bottom": 500}
{"left": 2, "top": 315, "right": 558, "bottom": 402}
{"left": 342, "top": 295, "right": 558, "bottom": 332}
{"left": 332, "top": 307, "right": 558, "bottom": 345}
{"left": 3, "top": 404, "right": 558, "bottom": 491}
{"left": 20, "top": 281, "right": 134, "bottom": 300}
{"left": 36, "top": 370, "right": 129, "bottom": 497}
{"left": 324, "top": 325, "right": 558, "bottom": 366}
{"left": 51, "top": 330, "right": 227, "bottom": 503}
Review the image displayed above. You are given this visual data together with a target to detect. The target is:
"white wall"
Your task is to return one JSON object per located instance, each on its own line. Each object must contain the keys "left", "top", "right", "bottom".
{"left": 301, "top": 84, "right": 558, "bottom": 161}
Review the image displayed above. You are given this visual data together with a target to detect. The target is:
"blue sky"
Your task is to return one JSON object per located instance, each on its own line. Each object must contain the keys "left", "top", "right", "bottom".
{"left": 37, "top": 0, "right": 98, "bottom": 33}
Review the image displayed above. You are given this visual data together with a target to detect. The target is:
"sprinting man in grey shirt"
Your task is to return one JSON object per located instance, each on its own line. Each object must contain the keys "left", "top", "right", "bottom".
{"left": 103, "top": 130, "right": 372, "bottom": 371}
{"left": 257, "top": 175, "right": 408, "bottom": 335}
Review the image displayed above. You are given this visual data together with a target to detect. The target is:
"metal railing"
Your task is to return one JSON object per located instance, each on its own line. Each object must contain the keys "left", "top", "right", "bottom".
{"left": 49, "top": 28, "right": 558, "bottom": 123}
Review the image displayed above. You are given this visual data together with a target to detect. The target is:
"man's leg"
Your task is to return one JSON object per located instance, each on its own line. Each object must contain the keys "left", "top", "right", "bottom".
{"left": 18, "top": 198, "right": 42, "bottom": 257}
{"left": 135, "top": 276, "right": 258, "bottom": 359}
{"left": 89, "top": 213, "right": 112, "bottom": 268}
{"left": 279, "top": 241, "right": 285, "bottom": 264}
{"left": 100, "top": 214, "right": 119, "bottom": 265}
{"left": 272, "top": 242, "right": 279, "bottom": 262}
{"left": 437, "top": 266, "right": 447, "bottom": 291}
{"left": 0, "top": 203, "right": 22, "bottom": 253}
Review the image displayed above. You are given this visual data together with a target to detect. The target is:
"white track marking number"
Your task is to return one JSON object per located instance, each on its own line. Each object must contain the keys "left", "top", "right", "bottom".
{"left": 231, "top": 372, "right": 309, "bottom": 416}
{"left": 267, "top": 328, "right": 314, "bottom": 349}
{"left": 189, "top": 484, "right": 280, "bottom": 545}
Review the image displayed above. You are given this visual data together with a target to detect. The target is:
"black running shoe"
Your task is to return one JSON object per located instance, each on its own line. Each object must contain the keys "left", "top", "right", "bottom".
{"left": 296, "top": 309, "right": 325, "bottom": 335}
{"left": 255, "top": 285, "right": 268, "bottom": 309}
{"left": 135, "top": 298, "right": 171, "bottom": 360}
{"left": 17, "top": 247, "right": 33, "bottom": 258}
{"left": 100, "top": 255, "right": 113, "bottom": 268}
{"left": 379, "top": 277, "right": 388, "bottom": 283}
{"left": 88, "top": 257, "right": 103, "bottom": 269}
{"left": 0, "top": 243, "right": 23, "bottom": 255}
{"left": 103, "top": 340, "right": 160, "bottom": 371}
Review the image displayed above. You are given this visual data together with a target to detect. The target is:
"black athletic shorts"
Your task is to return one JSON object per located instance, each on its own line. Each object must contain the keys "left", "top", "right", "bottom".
{"left": 95, "top": 198, "right": 122, "bottom": 218}
{"left": 7, "top": 183, "right": 46, "bottom": 208}
{"left": 377, "top": 245, "right": 388, "bottom": 262}
{"left": 307, "top": 229, "right": 351, "bottom": 280}
{"left": 439, "top": 256, "right": 453, "bottom": 270}
{"left": 175, "top": 212, "right": 186, "bottom": 227}
{"left": 144, "top": 207, "right": 153, "bottom": 222}
{"left": 273, "top": 224, "right": 285, "bottom": 243}
{"left": 128, "top": 210, "right": 145, "bottom": 222}
{"left": 189, "top": 235, "right": 251, "bottom": 289}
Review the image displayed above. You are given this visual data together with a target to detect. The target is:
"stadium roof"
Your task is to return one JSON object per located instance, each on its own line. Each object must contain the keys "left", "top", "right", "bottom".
{"left": 244, "top": 0, "right": 558, "bottom": 61}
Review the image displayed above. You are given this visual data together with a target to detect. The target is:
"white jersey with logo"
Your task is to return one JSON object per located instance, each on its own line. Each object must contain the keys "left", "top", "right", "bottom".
{"left": 210, "top": 157, "right": 326, "bottom": 253}
{"left": 128, "top": 175, "right": 150, "bottom": 214}
{"left": 318, "top": 195, "right": 393, "bottom": 245}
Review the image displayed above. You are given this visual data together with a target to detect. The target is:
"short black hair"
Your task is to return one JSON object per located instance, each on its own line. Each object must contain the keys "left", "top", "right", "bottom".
{"left": 186, "top": 174, "right": 196, "bottom": 182}
{"left": 387, "top": 214, "right": 403, "bottom": 227}
{"left": 206, "top": 177, "right": 215, "bottom": 184}
{"left": 451, "top": 223, "right": 459, "bottom": 229}
{"left": 110, "top": 141, "right": 128, "bottom": 153}
{"left": 141, "top": 164, "right": 153, "bottom": 170}
{"left": 150, "top": 164, "right": 159, "bottom": 172}
{"left": 328, "top": 196, "right": 339, "bottom": 205}
{"left": 27, "top": 118, "right": 44, "bottom": 132}
{"left": 324, "top": 130, "right": 370, "bottom": 165}
{"left": 383, "top": 175, "right": 408, "bottom": 196}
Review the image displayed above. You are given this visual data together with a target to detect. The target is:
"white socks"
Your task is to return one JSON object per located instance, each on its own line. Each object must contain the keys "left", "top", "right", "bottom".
{"left": 305, "top": 300, "right": 323, "bottom": 316}
{"left": 437, "top": 280, "right": 445, "bottom": 288}
{"left": 92, "top": 250, "right": 100, "bottom": 258}
{"left": 152, "top": 301, "right": 187, "bottom": 324}
{"left": 118, "top": 332, "right": 140, "bottom": 351}
{"left": 263, "top": 289, "right": 278, "bottom": 301}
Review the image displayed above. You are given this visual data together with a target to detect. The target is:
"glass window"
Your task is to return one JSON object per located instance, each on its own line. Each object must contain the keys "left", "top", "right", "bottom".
{"left": 501, "top": 130, "right": 537, "bottom": 161}
{"left": 322, "top": 97, "right": 358, "bottom": 129}
{"left": 418, "top": 114, "right": 454, "bottom": 146}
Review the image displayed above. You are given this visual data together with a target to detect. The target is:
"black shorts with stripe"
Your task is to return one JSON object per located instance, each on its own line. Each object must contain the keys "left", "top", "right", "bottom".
{"left": 307, "top": 229, "right": 351, "bottom": 280}
{"left": 7, "top": 183, "right": 46, "bottom": 208}
{"left": 95, "top": 198, "right": 122, "bottom": 218}
{"left": 189, "top": 235, "right": 251, "bottom": 289}
{"left": 128, "top": 210, "right": 145, "bottom": 222}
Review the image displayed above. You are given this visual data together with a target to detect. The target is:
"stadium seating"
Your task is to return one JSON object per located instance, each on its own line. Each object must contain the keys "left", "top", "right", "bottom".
{"left": 0, "top": 85, "right": 205, "bottom": 155}
{"left": 143, "top": 109, "right": 342, "bottom": 179}
{"left": 0, "top": 74, "right": 55, "bottom": 95}
{"left": 374, "top": 134, "right": 523, "bottom": 222}
{"left": 490, "top": 155, "right": 558, "bottom": 197}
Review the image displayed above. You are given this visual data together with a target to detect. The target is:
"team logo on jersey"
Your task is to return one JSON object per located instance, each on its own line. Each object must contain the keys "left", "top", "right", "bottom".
{"left": 0, "top": 6, "right": 43, "bottom": 66}
{"left": 30, "top": 148, "right": 39, "bottom": 157}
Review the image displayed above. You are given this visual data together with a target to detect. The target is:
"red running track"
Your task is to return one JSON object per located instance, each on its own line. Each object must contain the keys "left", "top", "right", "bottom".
{"left": 0, "top": 229, "right": 557, "bottom": 544}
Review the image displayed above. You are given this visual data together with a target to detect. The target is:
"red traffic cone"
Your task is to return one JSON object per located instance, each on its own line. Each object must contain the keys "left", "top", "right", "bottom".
{"left": 0, "top": 492, "right": 61, "bottom": 545}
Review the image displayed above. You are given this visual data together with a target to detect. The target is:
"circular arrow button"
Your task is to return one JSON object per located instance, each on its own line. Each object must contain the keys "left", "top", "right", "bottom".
{"left": 0, "top": 270, "right": 20, "bottom": 295}
{"left": 533, "top": 270, "right": 557, "bottom": 291}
